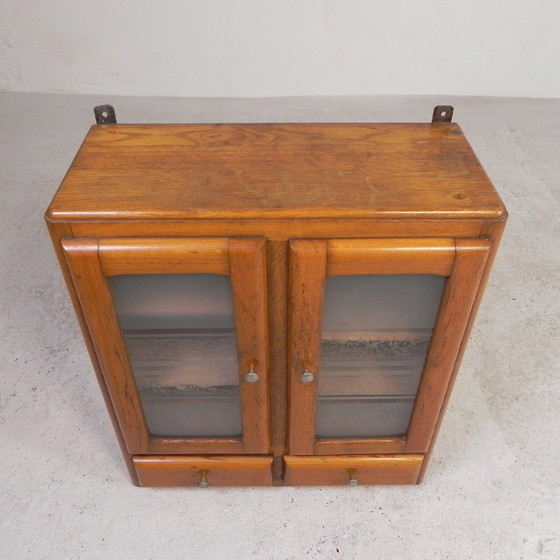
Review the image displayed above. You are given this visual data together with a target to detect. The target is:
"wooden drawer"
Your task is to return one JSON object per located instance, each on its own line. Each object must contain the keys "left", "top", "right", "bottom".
{"left": 133, "top": 455, "right": 273, "bottom": 487}
{"left": 284, "top": 455, "right": 423, "bottom": 486}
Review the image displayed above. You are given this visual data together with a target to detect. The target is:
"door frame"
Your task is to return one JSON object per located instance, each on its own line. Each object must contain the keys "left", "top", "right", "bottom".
{"left": 287, "top": 238, "right": 491, "bottom": 455}
{"left": 62, "top": 237, "right": 270, "bottom": 455}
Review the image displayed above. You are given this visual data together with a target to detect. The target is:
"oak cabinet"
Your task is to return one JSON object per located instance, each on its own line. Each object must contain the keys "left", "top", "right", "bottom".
{"left": 46, "top": 107, "right": 507, "bottom": 487}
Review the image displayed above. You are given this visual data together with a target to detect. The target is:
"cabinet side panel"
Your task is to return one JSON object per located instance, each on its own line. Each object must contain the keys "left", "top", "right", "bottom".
{"left": 417, "top": 219, "right": 507, "bottom": 481}
{"left": 61, "top": 239, "right": 151, "bottom": 454}
{"left": 47, "top": 224, "right": 139, "bottom": 484}
{"left": 406, "top": 239, "right": 491, "bottom": 452}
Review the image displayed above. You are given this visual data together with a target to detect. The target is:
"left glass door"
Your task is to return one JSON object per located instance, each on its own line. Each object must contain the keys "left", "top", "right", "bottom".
{"left": 62, "top": 238, "right": 270, "bottom": 455}
{"left": 109, "top": 273, "right": 241, "bottom": 439}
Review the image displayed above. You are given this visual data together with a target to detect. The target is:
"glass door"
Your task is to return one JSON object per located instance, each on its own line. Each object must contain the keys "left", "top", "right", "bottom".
{"left": 109, "top": 273, "right": 242, "bottom": 439}
{"left": 62, "top": 237, "right": 269, "bottom": 455}
{"left": 288, "top": 238, "right": 491, "bottom": 455}
{"left": 316, "top": 273, "right": 445, "bottom": 439}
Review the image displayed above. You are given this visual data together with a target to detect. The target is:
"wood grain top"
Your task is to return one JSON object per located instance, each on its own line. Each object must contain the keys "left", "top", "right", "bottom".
{"left": 46, "top": 123, "right": 506, "bottom": 222}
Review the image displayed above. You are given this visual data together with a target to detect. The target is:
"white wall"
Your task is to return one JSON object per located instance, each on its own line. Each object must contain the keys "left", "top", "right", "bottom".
{"left": 1, "top": 0, "right": 559, "bottom": 98}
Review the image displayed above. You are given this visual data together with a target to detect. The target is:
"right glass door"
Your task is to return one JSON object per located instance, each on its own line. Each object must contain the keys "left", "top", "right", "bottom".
{"left": 316, "top": 273, "right": 445, "bottom": 439}
{"left": 288, "top": 238, "right": 491, "bottom": 456}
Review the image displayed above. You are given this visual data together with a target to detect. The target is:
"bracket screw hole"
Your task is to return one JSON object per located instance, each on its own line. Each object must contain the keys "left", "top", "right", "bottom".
{"left": 440, "top": 111, "right": 447, "bottom": 117}
{"left": 101, "top": 111, "right": 108, "bottom": 118}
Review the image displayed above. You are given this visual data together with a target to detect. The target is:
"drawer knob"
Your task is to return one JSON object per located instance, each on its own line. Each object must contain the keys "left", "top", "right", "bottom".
{"left": 197, "top": 471, "right": 209, "bottom": 488}
{"left": 348, "top": 471, "right": 359, "bottom": 487}
{"left": 300, "top": 369, "right": 315, "bottom": 383}
{"left": 245, "top": 368, "right": 260, "bottom": 383}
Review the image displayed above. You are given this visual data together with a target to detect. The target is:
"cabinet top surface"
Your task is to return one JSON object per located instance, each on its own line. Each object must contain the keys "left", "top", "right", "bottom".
{"left": 47, "top": 123, "right": 506, "bottom": 222}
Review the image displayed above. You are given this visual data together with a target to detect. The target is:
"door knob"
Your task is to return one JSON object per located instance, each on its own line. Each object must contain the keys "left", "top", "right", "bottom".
{"left": 300, "top": 369, "right": 315, "bottom": 383}
{"left": 197, "top": 471, "right": 209, "bottom": 488}
{"left": 348, "top": 471, "right": 359, "bottom": 487}
{"left": 245, "top": 367, "right": 260, "bottom": 383}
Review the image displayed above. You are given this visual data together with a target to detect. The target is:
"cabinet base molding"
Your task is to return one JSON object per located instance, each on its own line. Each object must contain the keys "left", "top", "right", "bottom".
{"left": 132, "top": 455, "right": 424, "bottom": 488}
{"left": 284, "top": 455, "right": 424, "bottom": 486}
{"left": 133, "top": 455, "right": 274, "bottom": 487}
{"left": 133, "top": 454, "right": 424, "bottom": 486}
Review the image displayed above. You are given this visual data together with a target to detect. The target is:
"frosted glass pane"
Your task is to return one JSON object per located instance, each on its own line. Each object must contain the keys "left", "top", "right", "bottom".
{"left": 316, "top": 274, "right": 445, "bottom": 439}
{"left": 110, "top": 274, "right": 236, "bottom": 330}
{"left": 316, "top": 397, "right": 416, "bottom": 438}
{"left": 321, "top": 274, "right": 444, "bottom": 331}
{"left": 109, "top": 274, "right": 241, "bottom": 438}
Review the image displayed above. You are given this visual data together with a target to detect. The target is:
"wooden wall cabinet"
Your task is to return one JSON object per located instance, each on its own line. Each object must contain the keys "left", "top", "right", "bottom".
{"left": 46, "top": 107, "right": 507, "bottom": 487}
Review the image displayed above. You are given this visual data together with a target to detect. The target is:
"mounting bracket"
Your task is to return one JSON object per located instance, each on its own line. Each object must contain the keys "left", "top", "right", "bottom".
{"left": 432, "top": 105, "right": 454, "bottom": 123}
{"left": 94, "top": 105, "right": 117, "bottom": 124}
{"left": 92, "top": 104, "right": 454, "bottom": 125}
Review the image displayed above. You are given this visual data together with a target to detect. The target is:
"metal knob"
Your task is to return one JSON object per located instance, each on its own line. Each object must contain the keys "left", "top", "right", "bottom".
{"left": 245, "top": 368, "right": 259, "bottom": 383}
{"left": 348, "top": 469, "right": 359, "bottom": 486}
{"left": 197, "top": 472, "right": 209, "bottom": 488}
{"left": 348, "top": 472, "right": 359, "bottom": 487}
{"left": 300, "top": 369, "right": 315, "bottom": 383}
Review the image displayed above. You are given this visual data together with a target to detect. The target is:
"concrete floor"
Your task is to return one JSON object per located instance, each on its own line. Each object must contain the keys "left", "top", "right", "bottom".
{"left": 1, "top": 93, "right": 559, "bottom": 559}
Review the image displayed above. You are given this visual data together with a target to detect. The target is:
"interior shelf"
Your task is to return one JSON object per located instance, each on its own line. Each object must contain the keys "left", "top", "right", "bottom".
{"left": 319, "top": 329, "right": 431, "bottom": 397}
{"left": 122, "top": 328, "right": 239, "bottom": 395}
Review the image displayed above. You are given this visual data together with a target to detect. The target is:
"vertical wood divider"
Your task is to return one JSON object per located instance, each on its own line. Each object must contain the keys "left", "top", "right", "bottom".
{"left": 229, "top": 238, "right": 270, "bottom": 454}
{"left": 287, "top": 240, "right": 327, "bottom": 455}
{"left": 266, "top": 241, "right": 289, "bottom": 480}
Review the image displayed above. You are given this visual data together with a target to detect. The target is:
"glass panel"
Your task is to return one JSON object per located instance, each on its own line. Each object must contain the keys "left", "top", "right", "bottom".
{"left": 109, "top": 274, "right": 241, "bottom": 438}
{"left": 316, "top": 274, "right": 445, "bottom": 438}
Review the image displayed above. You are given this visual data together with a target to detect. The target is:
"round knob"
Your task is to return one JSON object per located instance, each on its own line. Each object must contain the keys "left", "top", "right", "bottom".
{"left": 348, "top": 471, "right": 359, "bottom": 487}
{"left": 300, "top": 369, "right": 315, "bottom": 383}
{"left": 245, "top": 368, "right": 259, "bottom": 383}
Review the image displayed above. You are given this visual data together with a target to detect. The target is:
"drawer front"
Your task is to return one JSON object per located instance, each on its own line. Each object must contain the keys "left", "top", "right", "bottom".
{"left": 284, "top": 455, "right": 423, "bottom": 486}
{"left": 133, "top": 455, "right": 273, "bottom": 487}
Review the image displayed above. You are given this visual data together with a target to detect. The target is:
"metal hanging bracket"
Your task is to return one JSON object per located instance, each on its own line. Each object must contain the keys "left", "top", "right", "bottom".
{"left": 432, "top": 105, "right": 454, "bottom": 123}
{"left": 93, "top": 104, "right": 453, "bottom": 125}
{"left": 94, "top": 104, "right": 117, "bottom": 124}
